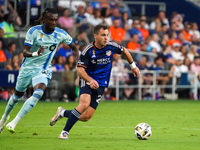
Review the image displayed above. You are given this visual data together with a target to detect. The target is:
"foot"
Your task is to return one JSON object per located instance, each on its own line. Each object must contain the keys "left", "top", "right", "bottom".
{"left": 50, "top": 107, "right": 64, "bottom": 126}
{"left": 58, "top": 131, "right": 69, "bottom": 140}
{"left": 0, "top": 115, "right": 10, "bottom": 133}
{"left": 5, "top": 122, "right": 16, "bottom": 134}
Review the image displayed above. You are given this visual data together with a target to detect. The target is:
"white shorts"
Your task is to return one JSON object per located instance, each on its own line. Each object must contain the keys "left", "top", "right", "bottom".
{"left": 15, "top": 68, "right": 52, "bottom": 92}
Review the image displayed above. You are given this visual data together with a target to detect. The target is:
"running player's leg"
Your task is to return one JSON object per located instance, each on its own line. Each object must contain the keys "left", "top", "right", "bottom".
{"left": 6, "top": 73, "right": 49, "bottom": 133}
{"left": 58, "top": 93, "right": 91, "bottom": 139}
{"left": 0, "top": 71, "right": 31, "bottom": 133}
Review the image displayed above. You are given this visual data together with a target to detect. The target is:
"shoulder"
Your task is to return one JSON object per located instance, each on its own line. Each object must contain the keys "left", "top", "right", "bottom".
{"left": 54, "top": 27, "right": 69, "bottom": 36}
{"left": 107, "top": 41, "right": 121, "bottom": 48}
{"left": 27, "top": 25, "right": 42, "bottom": 35}
{"left": 81, "top": 43, "right": 93, "bottom": 56}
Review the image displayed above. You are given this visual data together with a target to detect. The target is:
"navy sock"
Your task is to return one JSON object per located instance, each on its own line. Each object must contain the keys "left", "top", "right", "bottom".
{"left": 63, "top": 108, "right": 81, "bottom": 132}
{"left": 64, "top": 110, "right": 72, "bottom": 118}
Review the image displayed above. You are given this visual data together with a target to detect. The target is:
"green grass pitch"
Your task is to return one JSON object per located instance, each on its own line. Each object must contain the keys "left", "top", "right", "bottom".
{"left": 0, "top": 100, "right": 200, "bottom": 150}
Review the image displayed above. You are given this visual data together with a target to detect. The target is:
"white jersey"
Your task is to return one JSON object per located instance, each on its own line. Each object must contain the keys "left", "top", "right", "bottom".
{"left": 21, "top": 25, "right": 73, "bottom": 70}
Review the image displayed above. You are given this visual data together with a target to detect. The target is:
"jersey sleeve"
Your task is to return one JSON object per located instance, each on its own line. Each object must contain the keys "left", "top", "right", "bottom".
{"left": 24, "top": 27, "right": 37, "bottom": 47}
{"left": 61, "top": 29, "right": 74, "bottom": 46}
{"left": 110, "top": 41, "right": 124, "bottom": 54}
{"left": 77, "top": 51, "right": 90, "bottom": 69}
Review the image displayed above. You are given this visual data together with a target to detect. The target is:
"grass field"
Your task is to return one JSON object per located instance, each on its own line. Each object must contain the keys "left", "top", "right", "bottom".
{"left": 0, "top": 100, "right": 200, "bottom": 150}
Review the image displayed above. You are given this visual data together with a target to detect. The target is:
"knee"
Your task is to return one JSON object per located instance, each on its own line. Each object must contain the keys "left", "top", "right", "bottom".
{"left": 33, "top": 89, "right": 44, "bottom": 99}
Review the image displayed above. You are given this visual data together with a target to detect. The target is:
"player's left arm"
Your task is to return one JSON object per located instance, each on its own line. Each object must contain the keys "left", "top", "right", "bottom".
{"left": 69, "top": 43, "right": 79, "bottom": 62}
{"left": 122, "top": 47, "right": 140, "bottom": 78}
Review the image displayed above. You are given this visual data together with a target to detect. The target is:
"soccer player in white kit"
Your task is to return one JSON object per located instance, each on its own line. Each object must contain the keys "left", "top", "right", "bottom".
{"left": 0, "top": 8, "right": 79, "bottom": 133}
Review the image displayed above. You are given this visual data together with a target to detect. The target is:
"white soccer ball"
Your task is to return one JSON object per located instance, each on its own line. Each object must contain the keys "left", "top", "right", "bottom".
{"left": 134, "top": 123, "right": 152, "bottom": 140}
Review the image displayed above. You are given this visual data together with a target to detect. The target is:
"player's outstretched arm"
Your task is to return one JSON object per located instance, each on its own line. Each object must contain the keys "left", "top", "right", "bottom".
{"left": 122, "top": 47, "right": 140, "bottom": 78}
{"left": 69, "top": 43, "right": 79, "bottom": 62}
{"left": 23, "top": 45, "right": 45, "bottom": 57}
{"left": 77, "top": 67, "right": 99, "bottom": 89}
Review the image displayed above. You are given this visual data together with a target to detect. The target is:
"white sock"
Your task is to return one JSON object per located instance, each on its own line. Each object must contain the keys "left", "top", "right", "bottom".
{"left": 60, "top": 110, "right": 65, "bottom": 117}
{"left": 10, "top": 115, "right": 21, "bottom": 127}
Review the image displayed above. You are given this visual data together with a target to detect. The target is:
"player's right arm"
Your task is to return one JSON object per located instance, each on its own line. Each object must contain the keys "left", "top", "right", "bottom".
{"left": 23, "top": 26, "right": 45, "bottom": 57}
{"left": 23, "top": 45, "right": 45, "bottom": 57}
{"left": 77, "top": 67, "right": 99, "bottom": 89}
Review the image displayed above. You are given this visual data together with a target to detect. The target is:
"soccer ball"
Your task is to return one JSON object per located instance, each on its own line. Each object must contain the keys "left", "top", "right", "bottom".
{"left": 134, "top": 123, "right": 152, "bottom": 140}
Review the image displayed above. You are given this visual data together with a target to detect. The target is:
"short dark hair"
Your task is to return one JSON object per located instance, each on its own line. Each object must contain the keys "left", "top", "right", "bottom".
{"left": 93, "top": 24, "right": 108, "bottom": 34}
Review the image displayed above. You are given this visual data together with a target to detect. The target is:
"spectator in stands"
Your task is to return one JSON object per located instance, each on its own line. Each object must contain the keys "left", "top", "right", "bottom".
{"left": 178, "top": 32, "right": 191, "bottom": 50}
{"left": 190, "top": 34, "right": 200, "bottom": 46}
{"left": 182, "top": 23, "right": 191, "bottom": 42}
{"left": 5, "top": 42, "right": 16, "bottom": 63}
{"left": 75, "top": 5, "right": 88, "bottom": 32}
{"left": 129, "top": 19, "right": 143, "bottom": 42}
{"left": 64, "top": 55, "right": 76, "bottom": 71}
{"left": 110, "top": 7, "right": 123, "bottom": 27}
{"left": 84, "top": 6, "right": 94, "bottom": 26}
{"left": 109, "top": 17, "right": 125, "bottom": 45}
{"left": 136, "top": 55, "right": 153, "bottom": 98}
{"left": 122, "top": 11, "right": 133, "bottom": 29}
{"left": 149, "top": 17, "right": 160, "bottom": 31}
{"left": 187, "top": 45, "right": 199, "bottom": 62}
{"left": 167, "top": 31, "right": 181, "bottom": 46}
{"left": 189, "top": 56, "right": 200, "bottom": 99}
{"left": 171, "top": 42, "right": 183, "bottom": 60}
{"left": 74, "top": 30, "right": 90, "bottom": 51}
{"left": 18, "top": 52, "right": 24, "bottom": 65}
{"left": 122, "top": 22, "right": 131, "bottom": 42}
{"left": 58, "top": 8, "right": 74, "bottom": 35}
{"left": 139, "top": 18, "right": 149, "bottom": 40}
{"left": 55, "top": 43, "right": 73, "bottom": 63}
{"left": 100, "top": 7, "right": 112, "bottom": 27}
{"left": 173, "top": 56, "right": 187, "bottom": 79}
{"left": 189, "top": 22, "right": 200, "bottom": 39}
{"left": 54, "top": 55, "right": 65, "bottom": 71}
{"left": 148, "top": 56, "right": 169, "bottom": 99}
{"left": 167, "top": 21, "right": 179, "bottom": 35}
{"left": 0, "top": 41, "right": 6, "bottom": 69}
{"left": 91, "top": 9, "right": 103, "bottom": 26}
{"left": 158, "top": 11, "right": 170, "bottom": 29}
{"left": 149, "top": 33, "right": 161, "bottom": 53}
{"left": 180, "top": 45, "right": 188, "bottom": 58}
{"left": 2, "top": 13, "right": 15, "bottom": 38}
{"left": 11, "top": 55, "right": 20, "bottom": 70}
{"left": 0, "top": 28, "right": 6, "bottom": 50}
{"left": 127, "top": 34, "right": 141, "bottom": 51}
{"left": 140, "top": 15, "right": 149, "bottom": 29}
{"left": 171, "top": 13, "right": 184, "bottom": 31}
{"left": 160, "top": 34, "right": 169, "bottom": 49}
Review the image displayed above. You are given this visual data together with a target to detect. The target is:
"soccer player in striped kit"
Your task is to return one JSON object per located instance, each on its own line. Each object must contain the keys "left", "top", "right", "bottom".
{"left": 50, "top": 24, "right": 140, "bottom": 139}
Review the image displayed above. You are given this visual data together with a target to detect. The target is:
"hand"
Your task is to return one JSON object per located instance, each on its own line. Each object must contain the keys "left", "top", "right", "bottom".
{"left": 38, "top": 46, "right": 45, "bottom": 56}
{"left": 131, "top": 66, "right": 140, "bottom": 78}
{"left": 88, "top": 80, "right": 99, "bottom": 89}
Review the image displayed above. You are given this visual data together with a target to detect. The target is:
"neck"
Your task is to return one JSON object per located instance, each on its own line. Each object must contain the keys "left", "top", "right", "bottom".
{"left": 43, "top": 25, "right": 53, "bottom": 34}
{"left": 94, "top": 41, "right": 104, "bottom": 49}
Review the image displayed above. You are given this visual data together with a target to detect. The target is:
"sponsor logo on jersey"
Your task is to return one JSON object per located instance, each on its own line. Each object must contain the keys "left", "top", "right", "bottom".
{"left": 91, "top": 59, "right": 96, "bottom": 64}
{"left": 106, "top": 50, "right": 111, "bottom": 56}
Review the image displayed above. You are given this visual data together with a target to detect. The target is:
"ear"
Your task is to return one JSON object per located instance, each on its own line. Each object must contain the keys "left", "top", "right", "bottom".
{"left": 94, "top": 33, "right": 97, "bottom": 39}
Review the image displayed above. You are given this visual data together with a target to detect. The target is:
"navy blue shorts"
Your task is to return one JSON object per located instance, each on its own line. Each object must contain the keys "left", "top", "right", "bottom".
{"left": 79, "top": 79, "right": 105, "bottom": 110}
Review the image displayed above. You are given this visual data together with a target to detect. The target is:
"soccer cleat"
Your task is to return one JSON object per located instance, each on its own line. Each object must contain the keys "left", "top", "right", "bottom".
{"left": 5, "top": 122, "right": 15, "bottom": 134}
{"left": 50, "top": 107, "right": 64, "bottom": 126}
{"left": 58, "top": 131, "right": 69, "bottom": 140}
{"left": 0, "top": 115, "right": 10, "bottom": 133}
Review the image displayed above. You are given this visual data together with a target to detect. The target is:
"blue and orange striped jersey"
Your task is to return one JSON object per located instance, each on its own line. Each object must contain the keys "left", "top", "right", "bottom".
{"left": 77, "top": 41, "right": 124, "bottom": 87}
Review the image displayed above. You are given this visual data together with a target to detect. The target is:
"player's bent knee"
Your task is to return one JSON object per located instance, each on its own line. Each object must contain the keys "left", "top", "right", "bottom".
{"left": 33, "top": 89, "right": 44, "bottom": 100}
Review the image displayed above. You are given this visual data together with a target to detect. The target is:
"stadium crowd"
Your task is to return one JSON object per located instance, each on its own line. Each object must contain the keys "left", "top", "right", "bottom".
{"left": 1, "top": 0, "right": 200, "bottom": 101}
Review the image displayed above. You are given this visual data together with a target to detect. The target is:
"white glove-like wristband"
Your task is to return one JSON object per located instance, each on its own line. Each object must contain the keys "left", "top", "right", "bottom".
{"left": 130, "top": 62, "right": 136, "bottom": 69}
{"left": 32, "top": 51, "right": 39, "bottom": 57}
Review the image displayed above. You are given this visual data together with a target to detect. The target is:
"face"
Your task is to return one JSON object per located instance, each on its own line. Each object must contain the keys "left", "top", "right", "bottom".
{"left": 43, "top": 13, "right": 58, "bottom": 32}
{"left": 113, "top": 19, "right": 121, "bottom": 28}
{"left": 94, "top": 28, "right": 109, "bottom": 48}
{"left": 63, "top": 10, "right": 69, "bottom": 17}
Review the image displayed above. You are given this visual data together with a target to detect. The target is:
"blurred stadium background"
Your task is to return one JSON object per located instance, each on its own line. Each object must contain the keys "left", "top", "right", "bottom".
{"left": 1, "top": 0, "right": 200, "bottom": 101}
